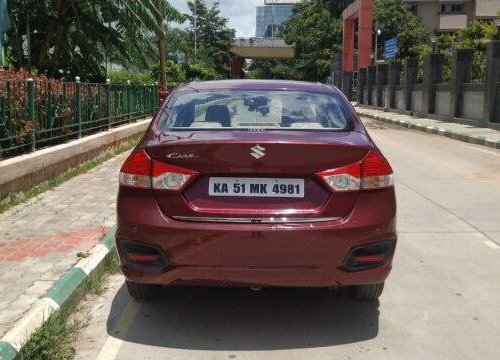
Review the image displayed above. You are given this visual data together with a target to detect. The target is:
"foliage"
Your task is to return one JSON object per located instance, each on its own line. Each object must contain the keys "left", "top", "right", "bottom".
{"left": 374, "top": 0, "right": 430, "bottom": 58}
{"left": 457, "top": 20, "right": 500, "bottom": 49}
{"left": 283, "top": 0, "right": 348, "bottom": 81}
{"left": 151, "top": 60, "right": 186, "bottom": 84}
{"left": 6, "top": 0, "right": 184, "bottom": 81}
{"left": 108, "top": 70, "right": 155, "bottom": 85}
{"left": 186, "top": 62, "right": 220, "bottom": 81}
{"left": 454, "top": 21, "right": 499, "bottom": 81}
{"left": 247, "top": 59, "right": 300, "bottom": 80}
{"left": 165, "top": 26, "right": 192, "bottom": 63}
{"left": 435, "top": 34, "right": 455, "bottom": 53}
{"left": 19, "top": 311, "right": 83, "bottom": 360}
{"left": 186, "top": 0, "right": 236, "bottom": 78}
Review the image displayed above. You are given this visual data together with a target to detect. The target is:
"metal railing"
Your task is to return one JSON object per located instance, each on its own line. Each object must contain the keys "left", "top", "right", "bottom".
{"left": 0, "top": 79, "right": 158, "bottom": 160}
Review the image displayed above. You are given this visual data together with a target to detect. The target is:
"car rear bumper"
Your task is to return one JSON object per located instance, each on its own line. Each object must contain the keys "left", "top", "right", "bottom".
{"left": 116, "top": 189, "right": 397, "bottom": 287}
{"left": 121, "top": 262, "right": 393, "bottom": 288}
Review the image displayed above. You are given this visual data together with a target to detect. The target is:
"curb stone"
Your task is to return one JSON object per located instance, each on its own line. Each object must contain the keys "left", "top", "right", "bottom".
{"left": 0, "top": 228, "right": 117, "bottom": 360}
{"left": 356, "top": 108, "right": 500, "bottom": 150}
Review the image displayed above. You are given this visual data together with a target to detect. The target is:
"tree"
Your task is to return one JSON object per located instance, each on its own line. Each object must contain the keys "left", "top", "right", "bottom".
{"left": 165, "top": 27, "right": 191, "bottom": 63}
{"left": 283, "top": 0, "right": 347, "bottom": 81}
{"left": 6, "top": 0, "right": 184, "bottom": 81}
{"left": 155, "top": 0, "right": 185, "bottom": 89}
{"left": 457, "top": 20, "right": 499, "bottom": 49}
{"left": 186, "top": 0, "right": 236, "bottom": 78}
{"left": 373, "top": 0, "right": 429, "bottom": 58}
{"left": 247, "top": 59, "right": 300, "bottom": 80}
{"left": 151, "top": 60, "right": 186, "bottom": 84}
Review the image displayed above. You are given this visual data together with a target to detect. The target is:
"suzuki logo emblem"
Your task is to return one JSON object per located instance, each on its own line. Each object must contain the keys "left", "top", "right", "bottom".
{"left": 250, "top": 145, "right": 266, "bottom": 159}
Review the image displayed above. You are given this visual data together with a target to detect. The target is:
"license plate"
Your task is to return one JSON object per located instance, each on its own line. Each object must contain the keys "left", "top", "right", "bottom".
{"left": 209, "top": 177, "right": 305, "bottom": 198}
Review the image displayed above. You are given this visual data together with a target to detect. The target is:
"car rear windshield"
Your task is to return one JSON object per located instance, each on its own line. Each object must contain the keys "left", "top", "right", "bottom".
{"left": 158, "top": 90, "right": 352, "bottom": 131}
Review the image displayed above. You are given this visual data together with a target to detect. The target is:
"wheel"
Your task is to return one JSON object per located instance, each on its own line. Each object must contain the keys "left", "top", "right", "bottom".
{"left": 126, "top": 280, "right": 161, "bottom": 300}
{"left": 351, "top": 282, "right": 384, "bottom": 300}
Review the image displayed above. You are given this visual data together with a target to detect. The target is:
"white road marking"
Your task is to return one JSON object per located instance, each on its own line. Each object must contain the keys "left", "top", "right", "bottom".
{"left": 95, "top": 298, "right": 141, "bottom": 360}
{"left": 483, "top": 239, "right": 500, "bottom": 250}
{"left": 464, "top": 145, "right": 500, "bottom": 157}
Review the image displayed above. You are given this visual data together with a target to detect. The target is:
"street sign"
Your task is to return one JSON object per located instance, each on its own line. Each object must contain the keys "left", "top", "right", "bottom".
{"left": 384, "top": 37, "right": 398, "bottom": 60}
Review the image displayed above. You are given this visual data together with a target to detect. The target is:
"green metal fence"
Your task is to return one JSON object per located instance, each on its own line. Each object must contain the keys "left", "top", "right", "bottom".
{"left": 0, "top": 79, "right": 158, "bottom": 160}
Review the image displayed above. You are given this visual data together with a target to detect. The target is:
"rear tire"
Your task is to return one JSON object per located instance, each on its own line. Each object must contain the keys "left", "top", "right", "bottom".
{"left": 352, "top": 282, "right": 384, "bottom": 300}
{"left": 126, "top": 280, "right": 160, "bottom": 301}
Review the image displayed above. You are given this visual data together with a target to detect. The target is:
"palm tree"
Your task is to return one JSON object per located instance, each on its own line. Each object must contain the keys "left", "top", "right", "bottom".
{"left": 154, "top": 0, "right": 185, "bottom": 89}
{"left": 6, "top": 0, "right": 185, "bottom": 80}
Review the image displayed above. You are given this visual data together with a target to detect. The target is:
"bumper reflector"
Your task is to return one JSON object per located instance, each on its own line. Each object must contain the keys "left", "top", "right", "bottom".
{"left": 121, "top": 241, "right": 167, "bottom": 268}
{"left": 126, "top": 253, "right": 162, "bottom": 263}
{"left": 344, "top": 242, "right": 392, "bottom": 271}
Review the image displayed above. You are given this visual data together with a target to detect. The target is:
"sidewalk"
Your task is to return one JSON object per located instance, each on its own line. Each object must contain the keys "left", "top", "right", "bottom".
{"left": 0, "top": 151, "right": 128, "bottom": 338}
{"left": 355, "top": 106, "right": 500, "bottom": 150}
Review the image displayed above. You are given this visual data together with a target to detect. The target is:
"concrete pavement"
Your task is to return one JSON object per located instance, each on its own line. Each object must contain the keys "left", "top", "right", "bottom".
{"left": 0, "top": 152, "right": 129, "bottom": 339}
{"left": 355, "top": 106, "right": 500, "bottom": 150}
{"left": 75, "top": 118, "right": 500, "bottom": 360}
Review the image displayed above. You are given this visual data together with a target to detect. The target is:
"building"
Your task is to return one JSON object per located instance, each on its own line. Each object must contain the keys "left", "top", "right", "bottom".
{"left": 408, "top": 0, "right": 500, "bottom": 33}
{"left": 256, "top": 1, "right": 302, "bottom": 38}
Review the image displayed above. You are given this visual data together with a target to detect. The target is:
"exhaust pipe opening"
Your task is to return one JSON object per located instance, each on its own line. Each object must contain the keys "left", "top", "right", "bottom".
{"left": 250, "top": 286, "right": 262, "bottom": 291}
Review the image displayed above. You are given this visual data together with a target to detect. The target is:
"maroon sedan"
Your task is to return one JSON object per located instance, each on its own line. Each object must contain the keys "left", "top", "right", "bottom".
{"left": 116, "top": 80, "right": 396, "bottom": 301}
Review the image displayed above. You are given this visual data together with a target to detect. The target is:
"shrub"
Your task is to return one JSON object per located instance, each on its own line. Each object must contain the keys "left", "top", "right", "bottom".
{"left": 186, "top": 63, "right": 220, "bottom": 81}
{"left": 150, "top": 61, "right": 186, "bottom": 85}
{"left": 108, "top": 70, "right": 155, "bottom": 86}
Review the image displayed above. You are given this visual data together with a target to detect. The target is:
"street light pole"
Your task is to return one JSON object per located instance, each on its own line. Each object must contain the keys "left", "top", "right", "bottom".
{"left": 194, "top": 0, "right": 197, "bottom": 62}
{"left": 271, "top": 0, "right": 275, "bottom": 39}
{"left": 374, "top": 28, "right": 381, "bottom": 64}
{"left": 26, "top": 14, "right": 32, "bottom": 70}
{"left": 156, "top": 0, "right": 167, "bottom": 90}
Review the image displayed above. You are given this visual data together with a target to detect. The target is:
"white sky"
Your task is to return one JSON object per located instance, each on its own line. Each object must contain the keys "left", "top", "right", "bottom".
{"left": 168, "top": 0, "right": 266, "bottom": 37}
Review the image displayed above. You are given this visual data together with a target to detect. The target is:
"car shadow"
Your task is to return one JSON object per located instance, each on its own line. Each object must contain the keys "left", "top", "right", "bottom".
{"left": 106, "top": 283, "right": 380, "bottom": 351}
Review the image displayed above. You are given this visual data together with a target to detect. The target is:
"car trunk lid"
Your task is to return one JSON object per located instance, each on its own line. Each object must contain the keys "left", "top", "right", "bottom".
{"left": 146, "top": 131, "right": 371, "bottom": 221}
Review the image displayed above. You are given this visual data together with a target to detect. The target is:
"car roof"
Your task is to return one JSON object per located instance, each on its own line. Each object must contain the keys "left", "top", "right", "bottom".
{"left": 174, "top": 79, "right": 337, "bottom": 94}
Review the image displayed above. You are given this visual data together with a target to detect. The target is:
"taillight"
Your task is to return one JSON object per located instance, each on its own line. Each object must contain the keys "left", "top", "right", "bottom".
{"left": 119, "top": 149, "right": 197, "bottom": 191}
{"left": 317, "top": 151, "right": 394, "bottom": 192}
{"left": 360, "top": 151, "right": 394, "bottom": 190}
{"left": 119, "top": 150, "right": 151, "bottom": 189}
{"left": 151, "top": 161, "right": 197, "bottom": 191}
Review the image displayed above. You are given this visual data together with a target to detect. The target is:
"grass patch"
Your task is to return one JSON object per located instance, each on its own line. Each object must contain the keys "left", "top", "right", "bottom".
{"left": 0, "top": 134, "right": 142, "bottom": 214}
{"left": 18, "top": 311, "right": 85, "bottom": 360}
{"left": 87, "top": 250, "right": 121, "bottom": 296}
{"left": 19, "top": 249, "right": 122, "bottom": 359}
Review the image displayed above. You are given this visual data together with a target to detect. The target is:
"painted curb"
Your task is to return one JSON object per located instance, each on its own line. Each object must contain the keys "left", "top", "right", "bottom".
{"left": 356, "top": 108, "right": 500, "bottom": 150}
{"left": 0, "top": 342, "right": 16, "bottom": 360}
{"left": 0, "top": 228, "right": 116, "bottom": 360}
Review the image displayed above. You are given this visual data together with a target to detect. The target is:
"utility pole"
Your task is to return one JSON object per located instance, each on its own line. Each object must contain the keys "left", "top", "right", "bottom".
{"left": 156, "top": 0, "right": 167, "bottom": 90}
{"left": 271, "top": 0, "right": 275, "bottom": 39}
{"left": 194, "top": 0, "right": 197, "bottom": 62}
{"left": 374, "top": 28, "right": 381, "bottom": 64}
{"left": 26, "top": 14, "right": 31, "bottom": 70}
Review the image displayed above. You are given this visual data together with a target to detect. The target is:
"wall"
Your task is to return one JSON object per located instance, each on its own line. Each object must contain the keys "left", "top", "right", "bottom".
{"left": 412, "top": 1, "right": 439, "bottom": 33}
{"left": 475, "top": 0, "right": 500, "bottom": 18}
{"left": 353, "top": 42, "right": 500, "bottom": 130}
{"left": 0, "top": 119, "right": 150, "bottom": 199}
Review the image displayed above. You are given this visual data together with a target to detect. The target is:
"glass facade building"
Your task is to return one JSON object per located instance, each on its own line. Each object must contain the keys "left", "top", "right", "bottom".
{"left": 255, "top": 5, "right": 294, "bottom": 38}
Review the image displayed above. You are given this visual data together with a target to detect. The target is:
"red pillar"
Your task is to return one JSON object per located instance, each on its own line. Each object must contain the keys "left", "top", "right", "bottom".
{"left": 231, "top": 57, "right": 245, "bottom": 79}
{"left": 358, "top": 0, "right": 373, "bottom": 69}
{"left": 342, "top": 0, "right": 373, "bottom": 71}
{"left": 342, "top": 18, "right": 355, "bottom": 72}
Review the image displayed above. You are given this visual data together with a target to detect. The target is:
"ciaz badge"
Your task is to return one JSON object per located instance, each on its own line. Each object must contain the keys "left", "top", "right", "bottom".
{"left": 166, "top": 153, "right": 198, "bottom": 159}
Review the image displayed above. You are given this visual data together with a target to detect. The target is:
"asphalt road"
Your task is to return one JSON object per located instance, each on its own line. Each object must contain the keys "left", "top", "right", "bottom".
{"left": 75, "top": 118, "right": 500, "bottom": 360}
